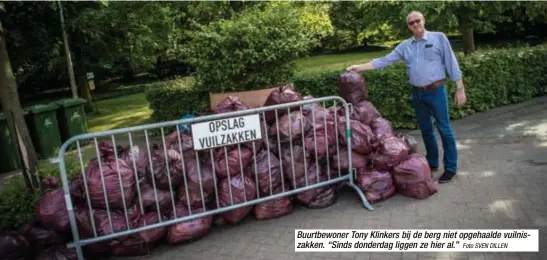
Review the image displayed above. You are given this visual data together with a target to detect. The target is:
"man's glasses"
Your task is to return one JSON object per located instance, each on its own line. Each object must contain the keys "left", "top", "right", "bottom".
{"left": 408, "top": 19, "right": 421, "bottom": 26}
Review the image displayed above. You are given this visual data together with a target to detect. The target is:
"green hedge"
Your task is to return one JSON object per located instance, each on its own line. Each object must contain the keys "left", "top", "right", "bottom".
{"left": 146, "top": 44, "right": 547, "bottom": 129}
{"left": 145, "top": 76, "right": 210, "bottom": 124}
{"left": 294, "top": 44, "right": 547, "bottom": 128}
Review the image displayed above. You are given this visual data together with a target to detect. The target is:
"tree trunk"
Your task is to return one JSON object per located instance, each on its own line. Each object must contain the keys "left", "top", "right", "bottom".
{"left": 0, "top": 21, "right": 41, "bottom": 191}
{"left": 57, "top": 0, "right": 79, "bottom": 99}
{"left": 458, "top": 9, "right": 475, "bottom": 54}
{"left": 75, "top": 63, "right": 93, "bottom": 112}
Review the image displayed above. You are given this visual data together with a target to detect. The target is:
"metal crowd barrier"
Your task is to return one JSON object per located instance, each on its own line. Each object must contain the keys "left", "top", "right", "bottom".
{"left": 57, "top": 96, "right": 373, "bottom": 259}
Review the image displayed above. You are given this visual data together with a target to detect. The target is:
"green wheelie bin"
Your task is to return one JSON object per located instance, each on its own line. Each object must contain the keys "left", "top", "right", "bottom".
{"left": 0, "top": 112, "right": 22, "bottom": 173}
{"left": 24, "top": 104, "right": 63, "bottom": 159}
{"left": 54, "top": 98, "right": 89, "bottom": 143}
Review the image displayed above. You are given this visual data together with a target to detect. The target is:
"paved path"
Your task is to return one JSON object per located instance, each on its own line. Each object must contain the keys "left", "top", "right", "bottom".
{"left": 113, "top": 96, "right": 547, "bottom": 260}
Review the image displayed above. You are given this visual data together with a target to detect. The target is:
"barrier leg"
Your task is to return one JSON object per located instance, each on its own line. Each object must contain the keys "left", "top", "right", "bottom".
{"left": 75, "top": 245, "right": 85, "bottom": 260}
{"left": 348, "top": 168, "right": 374, "bottom": 211}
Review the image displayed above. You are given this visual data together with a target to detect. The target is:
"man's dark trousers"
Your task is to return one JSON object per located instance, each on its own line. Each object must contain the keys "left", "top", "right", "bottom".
{"left": 411, "top": 84, "right": 458, "bottom": 174}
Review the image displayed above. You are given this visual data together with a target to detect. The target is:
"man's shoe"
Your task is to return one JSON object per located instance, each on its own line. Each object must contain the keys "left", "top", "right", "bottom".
{"left": 438, "top": 172, "right": 456, "bottom": 183}
{"left": 430, "top": 166, "right": 439, "bottom": 172}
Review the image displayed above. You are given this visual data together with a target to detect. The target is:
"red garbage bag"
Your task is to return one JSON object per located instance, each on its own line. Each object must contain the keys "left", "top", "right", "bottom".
{"left": 294, "top": 163, "right": 337, "bottom": 208}
{"left": 140, "top": 182, "right": 175, "bottom": 214}
{"left": 69, "top": 174, "right": 86, "bottom": 203}
{"left": 74, "top": 203, "right": 141, "bottom": 255}
{"left": 270, "top": 111, "right": 311, "bottom": 142}
{"left": 253, "top": 197, "right": 293, "bottom": 220}
{"left": 164, "top": 130, "right": 194, "bottom": 152}
{"left": 331, "top": 149, "right": 368, "bottom": 172}
{"left": 281, "top": 145, "right": 311, "bottom": 188}
{"left": 94, "top": 140, "right": 125, "bottom": 161}
{"left": 36, "top": 245, "right": 77, "bottom": 260}
{"left": 73, "top": 206, "right": 110, "bottom": 255}
{"left": 291, "top": 162, "right": 323, "bottom": 187}
{"left": 120, "top": 145, "right": 150, "bottom": 178}
{"left": 213, "top": 146, "right": 253, "bottom": 178}
{"left": 370, "top": 117, "right": 394, "bottom": 140}
{"left": 298, "top": 186, "right": 337, "bottom": 209}
{"left": 305, "top": 106, "right": 337, "bottom": 157}
{"left": 85, "top": 141, "right": 137, "bottom": 210}
{"left": 356, "top": 168, "right": 396, "bottom": 204}
{"left": 35, "top": 189, "right": 70, "bottom": 233}
{"left": 111, "top": 212, "right": 167, "bottom": 256}
{"left": 265, "top": 135, "right": 282, "bottom": 157}
{"left": 167, "top": 204, "right": 212, "bottom": 244}
{"left": 304, "top": 105, "right": 335, "bottom": 131}
{"left": 213, "top": 96, "right": 250, "bottom": 114}
{"left": 304, "top": 128, "right": 335, "bottom": 161}
{"left": 42, "top": 176, "right": 60, "bottom": 191}
{"left": 218, "top": 174, "right": 257, "bottom": 224}
{"left": 370, "top": 136, "right": 409, "bottom": 171}
{"left": 92, "top": 204, "right": 141, "bottom": 238}
{"left": 338, "top": 71, "right": 368, "bottom": 105}
{"left": 136, "top": 212, "right": 168, "bottom": 244}
{"left": 148, "top": 146, "right": 184, "bottom": 191}
{"left": 392, "top": 154, "right": 437, "bottom": 199}
{"left": 347, "top": 101, "right": 380, "bottom": 125}
{"left": 21, "top": 220, "right": 64, "bottom": 251}
{"left": 338, "top": 117, "right": 376, "bottom": 155}
{"left": 265, "top": 123, "right": 302, "bottom": 157}
{"left": 264, "top": 84, "right": 302, "bottom": 123}
{"left": 0, "top": 230, "right": 30, "bottom": 260}
{"left": 177, "top": 157, "right": 216, "bottom": 209}
{"left": 247, "top": 149, "right": 284, "bottom": 195}
{"left": 397, "top": 133, "right": 418, "bottom": 154}
{"left": 83, "top": 203, "right": 143, "bottom": 256}
{"left": 111, "top": 235, "right": 150, "bottom": 256}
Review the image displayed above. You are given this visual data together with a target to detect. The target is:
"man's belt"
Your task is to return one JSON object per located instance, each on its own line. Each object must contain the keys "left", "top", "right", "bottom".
{"left": 414, "top": 79, "right": 444, "bottom": 90}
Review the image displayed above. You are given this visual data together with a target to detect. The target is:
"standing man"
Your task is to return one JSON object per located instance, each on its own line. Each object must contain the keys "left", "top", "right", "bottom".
{"left": 347, "top": 11, "right": 467, "bottom": 183}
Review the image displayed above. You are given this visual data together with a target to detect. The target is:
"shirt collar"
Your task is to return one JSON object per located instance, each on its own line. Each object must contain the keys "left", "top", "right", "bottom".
{"left": 412, "top": 30, "right": 429, "bottom": 43}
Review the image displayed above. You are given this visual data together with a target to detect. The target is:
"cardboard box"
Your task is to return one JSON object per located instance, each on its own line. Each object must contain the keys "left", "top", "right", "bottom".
{"left": 209, "top": 87, "right": 279, "bottom": 110}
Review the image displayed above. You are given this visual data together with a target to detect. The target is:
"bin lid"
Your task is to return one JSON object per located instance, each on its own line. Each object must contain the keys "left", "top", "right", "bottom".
{"left": 25, "top": 103, "right": 59, "bottom": 114}
{"left": 55, "top": 98, "right": 88, "bottom": 107}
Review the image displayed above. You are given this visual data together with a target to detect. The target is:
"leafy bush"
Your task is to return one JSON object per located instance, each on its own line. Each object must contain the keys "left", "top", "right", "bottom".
{"left": 146, "top": 44, "right": 547, "bottom": 130}
{"left": 0, "top": 159, "right": 80, "bottom": 230}
{"left": 0, "top": 177, "right": 40, "bottom": 230}
{"left": 186, "top": 2, "right": 318, "bottom": 93}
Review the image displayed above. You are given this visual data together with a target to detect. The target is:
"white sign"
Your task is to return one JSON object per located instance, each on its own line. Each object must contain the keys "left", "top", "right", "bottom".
{"left": 295, "top": 229, "right": 539, "bottom": 252}
{"left": 86, "top": 72, "right": 94, "bottom": 80}
{"left": 191, "top": 114, "right": 262, "bottom": 150}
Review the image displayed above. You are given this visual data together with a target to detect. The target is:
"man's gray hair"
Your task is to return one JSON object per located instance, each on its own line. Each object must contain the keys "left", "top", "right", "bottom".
{"left": 407, "top": 11, "right": 424, "bottom": 19}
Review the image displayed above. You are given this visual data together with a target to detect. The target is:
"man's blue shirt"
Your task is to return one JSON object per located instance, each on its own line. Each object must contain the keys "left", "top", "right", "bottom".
{"left": 371, "top": 30, "right": 462, "bottom": 87}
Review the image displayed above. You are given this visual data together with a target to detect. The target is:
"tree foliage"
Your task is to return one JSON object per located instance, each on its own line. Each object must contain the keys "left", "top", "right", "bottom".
{"left": 186, "top": 2, "right": 321, "bottom": 92}
{"left": 0, "top": 0, "right": 546, "bottom": 95}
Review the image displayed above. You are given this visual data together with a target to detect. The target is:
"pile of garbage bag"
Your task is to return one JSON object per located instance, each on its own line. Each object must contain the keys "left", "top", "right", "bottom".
{"left": 1, "top": 72, "right": 437, "bottom": 259}
{"left": 338, "top": 71, "right": 436, "bottom": 202}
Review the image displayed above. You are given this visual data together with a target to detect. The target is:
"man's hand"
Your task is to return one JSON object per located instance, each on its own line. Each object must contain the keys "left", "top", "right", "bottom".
{"left": 455, "top": 88, "right": 467, "bottom": 106}
{"left": 346, "top": 62, "right": 376, "bottom": 72}
{"left": 346, "top": 64, "right": 362, "bottom": 72}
